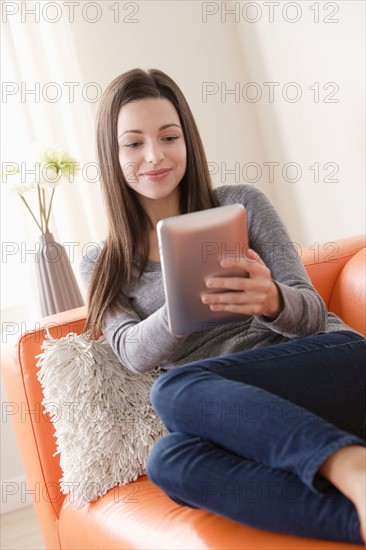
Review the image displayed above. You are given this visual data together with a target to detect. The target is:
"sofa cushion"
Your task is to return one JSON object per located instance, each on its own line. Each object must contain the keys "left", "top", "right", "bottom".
{"left": 329, "top": 248, "right": 366, "bottom": 336}
{"left": 36, "top": 329, "right": 167, "bottom": 508}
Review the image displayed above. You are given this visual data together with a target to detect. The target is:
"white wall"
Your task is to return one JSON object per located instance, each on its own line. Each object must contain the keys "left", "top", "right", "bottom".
{"left": 231, "top": 0, "right": 365, "bottom": 245}
{"left": 1, "top": 381, "right": 33, "bottom": 513}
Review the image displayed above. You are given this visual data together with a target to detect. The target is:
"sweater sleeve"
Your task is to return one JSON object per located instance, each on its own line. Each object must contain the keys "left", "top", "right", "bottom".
{"left": 100, "top": 304, "right": 189, "bottom": 373}
{"left": 220, "top": 185, "right": 328, "bottom": 337}
{"left": 79, "top": 243, "right": 188, "bottom": 373}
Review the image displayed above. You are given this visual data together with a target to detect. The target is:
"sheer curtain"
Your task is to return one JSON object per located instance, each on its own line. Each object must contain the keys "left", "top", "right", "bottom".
{"left": 1, "top": 5, "right": 108, "bottom": 337}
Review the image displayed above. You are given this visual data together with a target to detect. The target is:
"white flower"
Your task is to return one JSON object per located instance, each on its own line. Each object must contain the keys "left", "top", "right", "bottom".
{"left": 11, "top": 180, "right": 39, "bottom": 196}
{"left": 8, "top": 165, "right": 40, "bottom": 196}
{"left": 4, "top": 145, "right": 80, "bottom": 235}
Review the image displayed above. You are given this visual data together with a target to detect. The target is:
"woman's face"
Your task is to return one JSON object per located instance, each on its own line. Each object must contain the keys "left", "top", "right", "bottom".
{"left": 117, "top": 97, "right": 187, "bottom": 204}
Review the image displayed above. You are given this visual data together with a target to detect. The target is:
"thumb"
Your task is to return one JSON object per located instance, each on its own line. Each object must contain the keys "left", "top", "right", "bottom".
{"left": 245, "top": 248, "right": 263, "bottom": 264}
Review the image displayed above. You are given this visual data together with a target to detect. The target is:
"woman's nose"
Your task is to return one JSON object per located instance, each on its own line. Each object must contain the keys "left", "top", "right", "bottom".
{"left": 144, "top": 141, "right": 164, "bottom": 163}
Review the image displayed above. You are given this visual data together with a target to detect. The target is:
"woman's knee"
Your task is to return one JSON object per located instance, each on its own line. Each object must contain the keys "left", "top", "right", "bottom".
{"left": 147, "top": 432, "right": 201, "bottom": 508}
{"left": 146, "top": 435, "right": 172, "bottom": 486}
{"left": 150, "top": 364, "right": 204, "bottom": 416}
{"left": 146, "top": 432, "right": 195, "bottom": 486}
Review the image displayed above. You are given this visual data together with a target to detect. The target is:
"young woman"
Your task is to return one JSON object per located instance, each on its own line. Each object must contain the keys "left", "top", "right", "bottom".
{"left": 79, "top": 68, "right": 366, "bottom": 544}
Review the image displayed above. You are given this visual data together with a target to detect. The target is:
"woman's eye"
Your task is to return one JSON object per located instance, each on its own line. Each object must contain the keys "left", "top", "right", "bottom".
{"left": 124, "top": 136, "right": 179, "bottom": 148}
{"left": 125, "top": 142, "right": 141, "bottom": 149}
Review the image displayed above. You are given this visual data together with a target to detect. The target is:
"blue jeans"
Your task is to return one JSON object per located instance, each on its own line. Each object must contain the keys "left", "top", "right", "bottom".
{"left": 146, "top": 330, "right": 366, "bottom": 544}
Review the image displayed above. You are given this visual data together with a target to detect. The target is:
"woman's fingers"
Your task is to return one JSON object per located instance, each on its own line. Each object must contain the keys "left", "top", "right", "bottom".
{"left": 201, "top": 249, "right": 283, "bottom": 319}
{"left": 204, "top": 249, "right": 270, "bottom": 291}
{"left": 205, "top": 275, "right": 271, "bottom": 292}
{"left": 202, "top": 290, "right": 273, "bottom": 313}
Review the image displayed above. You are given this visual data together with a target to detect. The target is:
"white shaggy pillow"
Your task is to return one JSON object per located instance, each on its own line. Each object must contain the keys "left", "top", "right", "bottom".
{"left": 36, "top": 329, "right": 167, "bottom": 509}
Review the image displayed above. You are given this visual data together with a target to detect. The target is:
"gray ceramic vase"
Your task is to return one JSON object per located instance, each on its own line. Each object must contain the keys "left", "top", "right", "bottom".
{"left": 35, "top": 232, "right": 84, "bottom": 316}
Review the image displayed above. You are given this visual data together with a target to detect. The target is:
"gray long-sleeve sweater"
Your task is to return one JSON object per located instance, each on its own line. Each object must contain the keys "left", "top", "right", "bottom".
{"left": 79, "top": 184, "right": 351, "bottom": 373}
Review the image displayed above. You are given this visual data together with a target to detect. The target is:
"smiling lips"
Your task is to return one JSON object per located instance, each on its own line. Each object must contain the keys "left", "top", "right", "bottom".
{"left": 141, "top": 168, "right": 172, "bottom": 180}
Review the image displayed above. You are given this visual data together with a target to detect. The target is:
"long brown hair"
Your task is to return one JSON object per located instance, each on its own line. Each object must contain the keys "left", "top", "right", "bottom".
{"left": 83, "top": 68, "right": 219, "bottom": 339}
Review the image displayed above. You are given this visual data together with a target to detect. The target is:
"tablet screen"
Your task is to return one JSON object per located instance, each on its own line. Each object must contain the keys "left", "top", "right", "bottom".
{"left": 157, "top": 204, "right": 249, "bottom": 335}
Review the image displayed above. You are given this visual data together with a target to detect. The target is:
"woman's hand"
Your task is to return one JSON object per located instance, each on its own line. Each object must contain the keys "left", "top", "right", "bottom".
{"left": 201, "top": 248, "right": 283, "bottom": 321}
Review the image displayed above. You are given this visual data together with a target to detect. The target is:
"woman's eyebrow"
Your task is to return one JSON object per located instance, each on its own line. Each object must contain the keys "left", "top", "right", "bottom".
{"left": 118, "top": 123, "right": 182, "bottom": 139}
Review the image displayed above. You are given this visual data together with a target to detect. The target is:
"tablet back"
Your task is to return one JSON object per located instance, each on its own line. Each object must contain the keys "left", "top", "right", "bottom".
{"left": 157, "top": 204, "right": 249, "bottom": 335}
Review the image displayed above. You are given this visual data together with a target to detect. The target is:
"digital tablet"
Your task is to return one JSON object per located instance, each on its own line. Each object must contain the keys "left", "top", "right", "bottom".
{"left": 157, "top": 204, "right": 249, "bottom": 336}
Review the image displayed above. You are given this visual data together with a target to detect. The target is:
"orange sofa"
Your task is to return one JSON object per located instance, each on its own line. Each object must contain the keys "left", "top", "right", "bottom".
{"left": 2, "top": 235, "right": 365, "bottom": 550}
